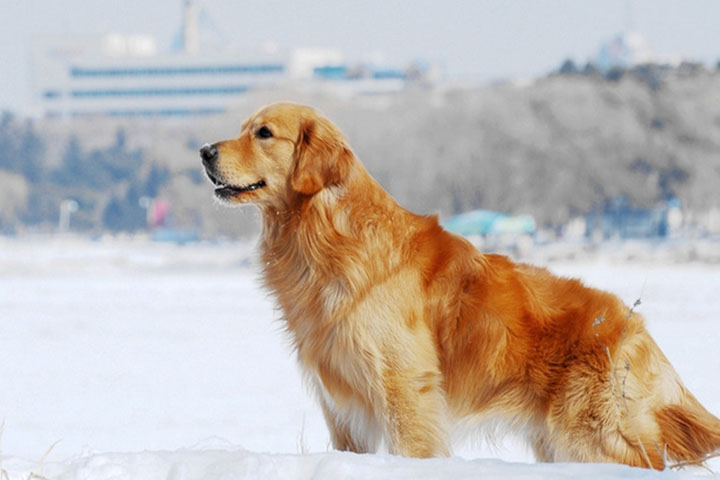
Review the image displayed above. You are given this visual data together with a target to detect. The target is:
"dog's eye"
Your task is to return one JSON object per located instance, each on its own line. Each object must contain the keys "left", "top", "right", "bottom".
{"left": 256, "top": 126, "right": 273, "bottom": 139}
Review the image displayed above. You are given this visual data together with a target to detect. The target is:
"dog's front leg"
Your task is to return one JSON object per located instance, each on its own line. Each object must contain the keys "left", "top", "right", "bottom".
{"left": 378, "top": 365, "right": 450, "bottom": 458}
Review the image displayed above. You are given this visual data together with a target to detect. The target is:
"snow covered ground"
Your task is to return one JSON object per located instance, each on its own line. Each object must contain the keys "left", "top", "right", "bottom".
{"left": 0, "top": 235, "right": 718, "bottom": 479}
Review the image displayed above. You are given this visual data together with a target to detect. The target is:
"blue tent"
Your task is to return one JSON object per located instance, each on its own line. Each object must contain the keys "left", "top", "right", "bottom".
{"left": 444, "top": 209, "right": 536, "bottom": 236}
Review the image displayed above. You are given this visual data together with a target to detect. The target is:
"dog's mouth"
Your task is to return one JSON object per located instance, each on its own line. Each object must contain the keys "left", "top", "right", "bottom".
{"left": 206, "top": 170, "right": 267, "bottom": 198}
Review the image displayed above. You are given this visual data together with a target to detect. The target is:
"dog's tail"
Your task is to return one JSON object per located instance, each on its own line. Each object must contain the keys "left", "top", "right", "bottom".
{"left": 614, "top": 323, "right": 720, "bottom": 469}
{"left": 655, "top": 394, "right": 720, "bottom": 467}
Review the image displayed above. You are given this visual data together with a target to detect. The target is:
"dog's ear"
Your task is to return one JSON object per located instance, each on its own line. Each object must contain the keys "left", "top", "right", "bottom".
{"left": 291, "top": 116, "right": 352, "bottom": 195}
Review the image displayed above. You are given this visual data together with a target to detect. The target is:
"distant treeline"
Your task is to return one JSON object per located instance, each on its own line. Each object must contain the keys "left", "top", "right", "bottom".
{"left": 1, "top": 62, "right": 719, "bottom": 237}
{"left": 0, "top": 114, "right": 170, "bottom": 233}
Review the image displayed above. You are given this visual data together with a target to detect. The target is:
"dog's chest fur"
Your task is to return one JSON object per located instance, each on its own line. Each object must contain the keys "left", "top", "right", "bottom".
{"left": 257, "top": 197, "right": 414, "bottom": 411}
{"left": 259, "top": 207, "right": 358, "bottom": 364}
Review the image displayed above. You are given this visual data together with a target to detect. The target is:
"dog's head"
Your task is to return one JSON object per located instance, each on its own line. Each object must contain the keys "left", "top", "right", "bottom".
{"left": 200, "top": 102, "right": 353, "bottom": 207}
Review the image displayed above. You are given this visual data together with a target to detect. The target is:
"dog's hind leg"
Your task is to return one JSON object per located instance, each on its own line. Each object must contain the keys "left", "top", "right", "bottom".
{"left": 540, "top": 376, "right": 667, "bottom": 468}
{"left": 536, "top": 328, "right": 665, "bottom": 467}
{"left": 543, "top": 319, "right": 720, "bottom": 469}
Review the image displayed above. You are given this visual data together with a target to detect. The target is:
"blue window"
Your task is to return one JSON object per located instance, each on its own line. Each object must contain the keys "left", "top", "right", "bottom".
{"left": 372, "top": 69, "right": 406, "bottom": 80}
{"left": 70, "top": 86, "right": 249, "bottom": 97}
{"left": 314, "top": 65, "right": 347, "bottom": 79}
{"left": 71, "top": 107, "right": 227, "bottom": 117}
{"left": 70, "top": 64, "right": 284, "bottom": 77}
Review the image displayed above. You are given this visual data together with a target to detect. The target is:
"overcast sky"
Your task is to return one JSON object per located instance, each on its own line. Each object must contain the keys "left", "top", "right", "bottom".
{"left": 2, "top": 0, "right": 719, "bottom": 113}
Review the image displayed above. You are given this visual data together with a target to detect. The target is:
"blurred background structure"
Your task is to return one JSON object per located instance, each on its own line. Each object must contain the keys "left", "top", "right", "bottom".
{"left": 1, "top": 0, "right": 719, "bottom": 249}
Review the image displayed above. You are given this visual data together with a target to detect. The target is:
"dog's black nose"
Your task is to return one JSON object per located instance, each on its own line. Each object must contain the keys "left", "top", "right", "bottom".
{"left": 200, "top": 143, "right": 218, "bottom": 165}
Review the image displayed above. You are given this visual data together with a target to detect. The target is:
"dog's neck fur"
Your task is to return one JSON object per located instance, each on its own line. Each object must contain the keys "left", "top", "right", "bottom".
{"left": 256, "top": 157, "right": 428, "bottom": 350}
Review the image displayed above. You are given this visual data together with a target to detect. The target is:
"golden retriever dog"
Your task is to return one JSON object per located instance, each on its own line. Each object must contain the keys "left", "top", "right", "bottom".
{"left": 200, "top": 102, "right": 720, "bottom": 469}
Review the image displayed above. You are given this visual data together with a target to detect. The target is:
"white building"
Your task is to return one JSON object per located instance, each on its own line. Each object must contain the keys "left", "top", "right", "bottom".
{"left": 30, "top": 2, "right": 423, "bottom": 118}
{"left": 32, "top": 33, "right": 286, "bottom": 118}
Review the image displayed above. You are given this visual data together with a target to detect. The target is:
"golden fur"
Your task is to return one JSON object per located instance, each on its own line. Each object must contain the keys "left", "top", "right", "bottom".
{"left": 202, "top": 102, "right": 720, "bottom": 468}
